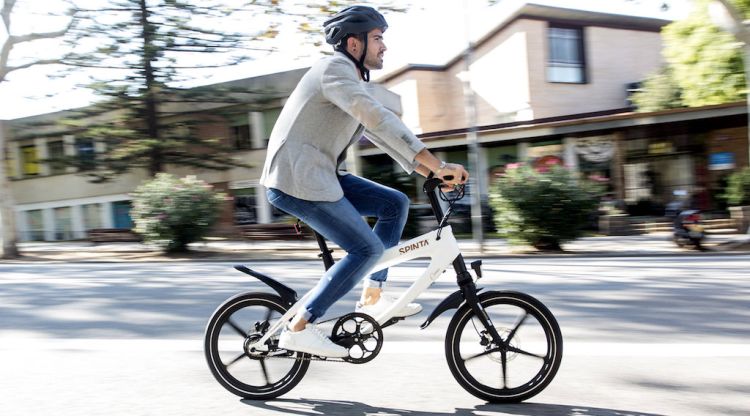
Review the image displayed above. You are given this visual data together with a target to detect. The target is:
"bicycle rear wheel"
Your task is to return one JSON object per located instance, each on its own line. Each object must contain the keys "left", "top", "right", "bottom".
{"left": 445, "top": 291, "right": 562, "bottom": 403}
{"left": 204, "top": 292, "right": 310, "bottom": 399}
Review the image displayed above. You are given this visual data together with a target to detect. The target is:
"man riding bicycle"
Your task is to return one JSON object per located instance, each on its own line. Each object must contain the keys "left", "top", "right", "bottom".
{"left": 260, "top": 5, "right": 468, "bottom": 358}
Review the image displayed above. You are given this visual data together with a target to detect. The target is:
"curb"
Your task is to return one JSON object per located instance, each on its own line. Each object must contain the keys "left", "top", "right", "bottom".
{"left": 3, "top": 245, "right": 748, "bottom": 264}
{"left": 4, "top": 235, "right": 748, "bottom": 264}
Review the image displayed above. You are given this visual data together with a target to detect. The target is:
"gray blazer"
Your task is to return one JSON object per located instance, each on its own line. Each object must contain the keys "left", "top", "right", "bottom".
{"left": 260, "top": 51, "right": 426, "bottom": 202}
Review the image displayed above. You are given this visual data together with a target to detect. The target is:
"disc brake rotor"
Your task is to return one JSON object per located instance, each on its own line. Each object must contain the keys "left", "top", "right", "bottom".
{"left": 481, "top": 327, "right": 519, "bottom": 363}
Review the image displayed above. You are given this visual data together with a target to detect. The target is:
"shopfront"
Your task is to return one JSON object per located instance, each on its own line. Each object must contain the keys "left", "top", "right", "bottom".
{"left": 357, "top": 102, "right": 748, "bottom": 228}
{"left": 621, "top": 133, "right": 706, "bottom": 215}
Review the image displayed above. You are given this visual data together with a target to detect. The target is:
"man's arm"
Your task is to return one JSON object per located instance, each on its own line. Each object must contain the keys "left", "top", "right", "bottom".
{"left": 414, "top": 164, "right": 431, "bottom": 178}
{"left": 320, "top": 57, "right": 468, "bottom": 185}
{"left": 322, "top": 58, "right": 425, "bottom": 172}
{"left": 414, "top": 148, "right": 469, "bottom": 186}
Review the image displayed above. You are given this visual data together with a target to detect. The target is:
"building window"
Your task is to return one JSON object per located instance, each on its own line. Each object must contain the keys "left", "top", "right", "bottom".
{"left": 232, "top": 124, "right": 252, "bottom": 150}
{"left": 47, "top": 140, "right": 66, "bottom": 175}
{"left": 547, "top": 25, "right": 586, "bottom": 84}
{"left": 76, "top": 138, "right": 96, "bottom": 171}
{"left": 82, "top": 203, "right": 103, "bottom": 231}
{"left": 233, "top": 188, "right": 258, "bottom": 225}
{"left": 112, "top": 201, "right": 133, "bottom": 229}
{"left": 5, "top": 148, "right": 16, "bottom": 178}
{"left": 54, "top": 207, "right": 73, "bottom": 240}
{"left": 21, "top": 144, "right": 40, "bottom": 176}
{"left": 26, "top": 210, "right": 44, "bottom": 241}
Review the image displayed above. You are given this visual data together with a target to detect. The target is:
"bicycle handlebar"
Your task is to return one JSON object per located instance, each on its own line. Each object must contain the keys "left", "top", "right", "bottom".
{"left": 422, "top": 176, "right": 465, "bottom": 224}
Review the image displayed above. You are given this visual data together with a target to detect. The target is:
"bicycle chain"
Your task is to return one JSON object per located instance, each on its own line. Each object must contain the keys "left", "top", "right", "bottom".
{"left": 261, "top": 351, "right": 350, "bottom": 364}
{"left": 252, "top": 337, "right": 360, "bottom": 364}
{"left": 250, "top": 313, "right": 381, "bottom": 364}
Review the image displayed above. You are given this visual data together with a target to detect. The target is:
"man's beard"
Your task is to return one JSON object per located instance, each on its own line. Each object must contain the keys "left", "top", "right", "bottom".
{"left": 365, "top": 53, "right": 383, "bottom": 70}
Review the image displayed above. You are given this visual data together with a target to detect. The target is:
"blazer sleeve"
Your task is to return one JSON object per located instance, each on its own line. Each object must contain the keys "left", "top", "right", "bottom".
{"left": 321, "top": 58, "right": 426, "bottom": 173}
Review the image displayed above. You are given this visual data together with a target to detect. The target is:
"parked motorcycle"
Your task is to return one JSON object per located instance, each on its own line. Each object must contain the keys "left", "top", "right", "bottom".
{"left": 673, "top": 209, "right": 705, "bottom": 250}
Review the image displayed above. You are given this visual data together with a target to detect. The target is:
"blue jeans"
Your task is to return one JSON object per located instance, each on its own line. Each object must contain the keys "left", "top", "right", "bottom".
{"left": 266, "top": 174, "right": 410, "bottom": 323}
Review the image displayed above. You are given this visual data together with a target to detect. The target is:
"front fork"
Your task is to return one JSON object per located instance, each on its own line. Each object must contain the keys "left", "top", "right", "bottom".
{"left": 460, "top": 281, "right": 506, "bottom": 348}
{"left": 420, "top": 255, "right": 506, "bottom": 348}
{"left": 454, "top": 255, "right": 505, "bottom": 347}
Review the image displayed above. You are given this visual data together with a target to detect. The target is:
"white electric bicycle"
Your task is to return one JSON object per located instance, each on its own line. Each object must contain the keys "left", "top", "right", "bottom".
{"left": 204, "top": 177, "right": 562, "bottom": 403}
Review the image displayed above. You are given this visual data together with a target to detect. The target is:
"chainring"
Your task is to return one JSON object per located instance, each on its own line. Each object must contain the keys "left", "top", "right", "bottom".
{"left": 331, "top": 312, "right": 384, "bottom": 364}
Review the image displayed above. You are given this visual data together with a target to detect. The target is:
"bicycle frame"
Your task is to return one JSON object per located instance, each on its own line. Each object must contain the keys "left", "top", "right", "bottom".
{"left": 245, "top": 225, "right": 461, "bottom": 351}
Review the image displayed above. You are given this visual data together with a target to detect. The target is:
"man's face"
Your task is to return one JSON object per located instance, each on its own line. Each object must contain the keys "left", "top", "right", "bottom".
{"left": 363, "top": 28, "right": 386, "bottom": 70}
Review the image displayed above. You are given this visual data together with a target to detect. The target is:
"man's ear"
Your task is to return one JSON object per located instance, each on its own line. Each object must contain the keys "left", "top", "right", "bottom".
{"left": 346, "top": 36, "right": 361, "bottom": 55}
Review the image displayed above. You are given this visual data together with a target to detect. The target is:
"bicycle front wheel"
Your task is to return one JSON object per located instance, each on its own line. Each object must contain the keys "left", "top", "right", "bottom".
{"left": 445, "top": 291, "right": 562, "bottom": 403}
{"left": 204, "top": 292, "right": 310, "bottom": 400}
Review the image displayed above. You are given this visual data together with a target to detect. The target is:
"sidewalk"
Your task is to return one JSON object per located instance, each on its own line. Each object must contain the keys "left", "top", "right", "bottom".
{"left": 6, "top": 232, "right": 750, "bottom": 263}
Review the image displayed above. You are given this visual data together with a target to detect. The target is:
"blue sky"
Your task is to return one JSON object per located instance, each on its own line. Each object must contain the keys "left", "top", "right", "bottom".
{"left": 0, "top": 0, "right": 691, "bottom": 120}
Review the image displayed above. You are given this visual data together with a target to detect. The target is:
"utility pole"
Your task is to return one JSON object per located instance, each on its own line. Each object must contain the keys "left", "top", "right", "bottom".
{"left": 462, "top": 0, "right": 485, "bottom": 253}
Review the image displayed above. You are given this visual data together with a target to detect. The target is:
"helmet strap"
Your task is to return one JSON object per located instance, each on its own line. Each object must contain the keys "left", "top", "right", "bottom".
{"left": 336, "top": 33, "right": 370, "bottom": 82}
{"left": 358, "top": 33, "right": 370, "bottom": 82}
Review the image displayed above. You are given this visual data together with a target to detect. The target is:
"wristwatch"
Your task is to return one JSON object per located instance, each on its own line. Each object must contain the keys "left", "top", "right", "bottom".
{"left": 436, "top": 161, "right": 447, "bottom": 174}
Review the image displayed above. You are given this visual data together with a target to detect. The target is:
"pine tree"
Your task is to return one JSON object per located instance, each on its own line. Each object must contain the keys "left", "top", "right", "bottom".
{"left": 32, "top": 0, "right": 281, "bottom": 181}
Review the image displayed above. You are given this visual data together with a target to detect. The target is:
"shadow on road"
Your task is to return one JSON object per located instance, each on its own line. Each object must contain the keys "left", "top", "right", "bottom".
{"left": 240, "top": 398, "right": 666, "bottom": 416}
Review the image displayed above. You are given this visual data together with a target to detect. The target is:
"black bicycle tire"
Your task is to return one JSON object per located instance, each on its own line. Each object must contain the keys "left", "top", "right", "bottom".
{"left": 204, "top": 292, "right": 310, "bottom": 400}
{"left": 445, "top": 290, "right": 562, "bottom": 403}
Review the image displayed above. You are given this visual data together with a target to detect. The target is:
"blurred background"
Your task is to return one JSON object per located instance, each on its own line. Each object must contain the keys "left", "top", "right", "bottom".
{"left": 4, "top": 0, "right": 750, "bottom": 255}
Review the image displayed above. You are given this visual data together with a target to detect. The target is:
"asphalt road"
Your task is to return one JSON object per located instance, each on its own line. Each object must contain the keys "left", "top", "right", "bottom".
{"left": 1, "top": 255, "right": 749, "bottom": 416}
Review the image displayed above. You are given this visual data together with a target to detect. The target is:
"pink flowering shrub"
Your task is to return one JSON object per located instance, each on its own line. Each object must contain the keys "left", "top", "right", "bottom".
{"left": 131, "top": 173, "right": 225, "bottom": 252}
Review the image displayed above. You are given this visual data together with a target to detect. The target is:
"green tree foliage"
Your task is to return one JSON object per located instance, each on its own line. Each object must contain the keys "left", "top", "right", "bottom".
{"left": 131, "top": 173, "right": 225, "bottom": 252}
{"left": 633, "top": 0, "right": 750, "bottom": 111}
{"left": 489, "top": 165, "right": 603, "bottom": 251}
{"left": 664, "top": 0, "right": 746, "bottom": 106}
{"left": 631, "top": 65, "right": 683, "bottom": 112}
{"left": 724, "top": 166, "right": 750, "bottom": 205}
{"left": 720, "top": 0, "right": 750, "bottom": 19}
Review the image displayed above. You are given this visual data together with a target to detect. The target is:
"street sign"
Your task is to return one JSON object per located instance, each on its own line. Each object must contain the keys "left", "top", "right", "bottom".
{"left": 709, "top": 151, "right": 735, "bottom": 170}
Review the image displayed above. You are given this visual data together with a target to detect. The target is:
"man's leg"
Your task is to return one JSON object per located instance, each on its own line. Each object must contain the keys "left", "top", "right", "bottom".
{"left": 338, "top": 174, "right": 410, "bottom": 305}
{"left": 266, "top": 187, "right": 385, "bottom": 326}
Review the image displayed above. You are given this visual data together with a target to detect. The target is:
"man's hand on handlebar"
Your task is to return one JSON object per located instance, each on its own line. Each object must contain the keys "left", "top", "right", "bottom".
{"left": 413, "top": 150, "right": 469, "bottom": 188}
{"left": 437, "top": 162, "right": 469, "bottom": 190}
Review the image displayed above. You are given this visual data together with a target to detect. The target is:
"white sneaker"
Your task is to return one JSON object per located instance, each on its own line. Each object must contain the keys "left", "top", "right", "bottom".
{"left": 356, "top": 292, "right": 423, "bottom": 318}
{"left": 278, "top": 325, "right": 348, "bottom": 358}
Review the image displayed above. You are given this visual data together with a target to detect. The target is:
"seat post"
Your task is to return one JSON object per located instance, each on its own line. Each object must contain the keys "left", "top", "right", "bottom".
{"left": 313, "top": 230, "right": 336, "bottom": 271}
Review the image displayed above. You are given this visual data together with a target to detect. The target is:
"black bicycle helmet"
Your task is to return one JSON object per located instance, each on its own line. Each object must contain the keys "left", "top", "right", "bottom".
{"left": 323, "top": 6, "right": 388, "bottom": 82}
